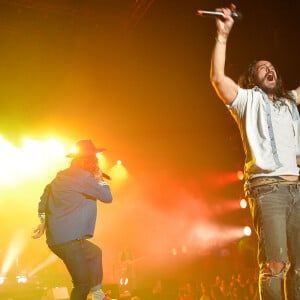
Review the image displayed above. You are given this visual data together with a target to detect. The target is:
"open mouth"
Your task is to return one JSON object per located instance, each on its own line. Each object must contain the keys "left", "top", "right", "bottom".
{"left": 266, "top": 73, "right": 274, "bottom": 81}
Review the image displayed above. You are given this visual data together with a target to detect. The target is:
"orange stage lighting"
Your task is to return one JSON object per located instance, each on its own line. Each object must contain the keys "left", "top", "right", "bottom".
{"left": 240, "top": 198, "right": 247, "bottom": 209}
{"left": 109, "top": 161, "right": 128, "bottom": 183}
{"left": 236, "top": 170, "right": 244, "bottom": 181}
{"left": 205, "top": 170, "right": 244, "bottom": 188}
{"left": 243, "top": 226, "right": 252, "bottom": 237}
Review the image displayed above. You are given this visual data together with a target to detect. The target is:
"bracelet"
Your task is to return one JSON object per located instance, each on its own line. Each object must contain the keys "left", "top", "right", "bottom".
{"left": 215, "top": 36, "right": 227, "bottom": 44}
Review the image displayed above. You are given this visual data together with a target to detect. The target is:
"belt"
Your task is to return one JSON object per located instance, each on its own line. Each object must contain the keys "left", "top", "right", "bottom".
{"left": 248, "top": 176, "right": 300, "bottom": 189}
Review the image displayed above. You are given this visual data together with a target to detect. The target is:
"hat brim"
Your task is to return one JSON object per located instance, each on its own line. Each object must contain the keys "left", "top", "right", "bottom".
{"left": 66, "top": 148, "right": 107, "bottom": 158}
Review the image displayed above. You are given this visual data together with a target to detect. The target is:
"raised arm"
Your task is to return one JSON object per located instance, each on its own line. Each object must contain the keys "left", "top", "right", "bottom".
{"left": 210, "top": 5, "right": 239, "bottom": 105}
{"left": 296, "top": 86, "right": 300, "bottom": 105}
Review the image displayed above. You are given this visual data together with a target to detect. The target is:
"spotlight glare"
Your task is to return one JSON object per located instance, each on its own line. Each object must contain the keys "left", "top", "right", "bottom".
{"left": 109, "top": 162, "right": 128, "bottom": 183}
{"left": 0, "top": 276, "right": 5, "bottom": 285}
{"left": 1, "top": 230, "right": 27, "bottom": 277}
{"left": 240, "top": 198, "right": 247, "bottom": 209}
{"left": 237, "top": 170, "right": 244, "bottom": 181}
{"left": 68, "top": 145, "right": 77, "bottom": 156}
{"left": 120, "top": 277, "right": 129, "bottom": 285}
{"left": 45, "top": 139, "right": 65, "bottom": 157}
{"left": 243, "top": 226, "right": 252, "bottom": 237}
{"left": 16, "top": 274, "right": 28, "bottom": 284}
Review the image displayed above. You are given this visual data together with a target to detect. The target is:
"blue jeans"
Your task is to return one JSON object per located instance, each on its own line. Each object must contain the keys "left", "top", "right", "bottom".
{"left": 49, "top": 239, "right": 103, "bottom": 300}
{"left": 246, "top": 181, "right": 300, "bottom": 300}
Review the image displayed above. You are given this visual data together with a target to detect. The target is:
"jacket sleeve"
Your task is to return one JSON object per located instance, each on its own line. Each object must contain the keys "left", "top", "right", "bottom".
{"left": 97, "top": 181, "right": 113, "bottom": 203}
{"left": 38, "top": 184, "right": 51, "bottom": 215}
{"left": 80, "top": 172, "right": 113, "bottom": 203}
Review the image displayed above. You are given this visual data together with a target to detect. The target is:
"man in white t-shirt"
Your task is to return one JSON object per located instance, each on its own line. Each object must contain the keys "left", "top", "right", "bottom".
{"left": 210, "top": 4, "right": 300, "bottom": 300}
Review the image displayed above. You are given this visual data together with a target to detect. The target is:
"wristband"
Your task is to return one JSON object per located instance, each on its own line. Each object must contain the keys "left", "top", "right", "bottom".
{"left": 38, "top": 212, "right": 46, "bottom": 219}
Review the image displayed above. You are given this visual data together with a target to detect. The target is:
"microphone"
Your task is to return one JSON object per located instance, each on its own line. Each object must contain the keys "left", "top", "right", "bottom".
{"left": 197, "top": 10, "right": 242, "bottom": 20}
{"left": 102, "top": 172, "right": 112, "bottom": 180}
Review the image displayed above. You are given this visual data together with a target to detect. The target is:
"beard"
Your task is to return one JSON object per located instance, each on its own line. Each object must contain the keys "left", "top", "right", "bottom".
{"left": 255, "top": 75, "right": 279, "bottom": 95}
{"left": 260, "top": 83, "right": 279, "bottom": 95}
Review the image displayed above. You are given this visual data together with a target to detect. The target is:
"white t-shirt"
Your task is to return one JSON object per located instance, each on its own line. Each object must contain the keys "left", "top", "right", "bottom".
{"left": 228, "top": 87, "right": 300, "bottom": 179}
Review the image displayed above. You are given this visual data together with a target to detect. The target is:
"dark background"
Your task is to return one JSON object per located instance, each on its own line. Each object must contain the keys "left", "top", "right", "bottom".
{"left": 1, "top": 0, "right": 299, "bottom": 175}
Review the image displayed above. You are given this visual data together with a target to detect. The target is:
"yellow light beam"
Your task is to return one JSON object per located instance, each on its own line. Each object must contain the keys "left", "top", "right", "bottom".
{"left": 28, "top": 253, "right": 58, "bottom": 278}
{"left": 1, "top": 230, "right": 27, "bottom": 277}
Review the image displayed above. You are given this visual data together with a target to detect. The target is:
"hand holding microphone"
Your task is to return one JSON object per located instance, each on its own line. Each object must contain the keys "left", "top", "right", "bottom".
{"left": 102, "top": 172, "right": 112, "bottom": 180}
{"left": 94, "top": 167, "right": 112, "bottom": 181}
{"left": 197, "top": 3, "right": 242, "bottom": 21}
{"left": 197, "top": 9, "right": 242, "bottom": 20}
{"left": 198, "top": 4, "right": 239, "bottom": 43}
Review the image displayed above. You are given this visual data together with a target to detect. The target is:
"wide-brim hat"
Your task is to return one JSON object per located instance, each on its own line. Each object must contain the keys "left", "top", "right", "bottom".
{"left": 66, "top": 139, "right": 106, "bottom": 158}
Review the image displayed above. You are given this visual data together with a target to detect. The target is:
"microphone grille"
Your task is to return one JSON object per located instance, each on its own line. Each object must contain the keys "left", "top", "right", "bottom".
{"left": 232, "top": 11, "right": 243, "bottom": 20}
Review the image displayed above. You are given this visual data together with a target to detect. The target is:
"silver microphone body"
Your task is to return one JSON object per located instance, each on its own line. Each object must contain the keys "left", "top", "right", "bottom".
{"left": 197, "top": 10, "right": 242, "bottom": 20}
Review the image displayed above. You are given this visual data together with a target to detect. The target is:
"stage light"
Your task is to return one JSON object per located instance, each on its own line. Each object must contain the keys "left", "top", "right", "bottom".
{"left": 45, "top": 139, "right": 65, "bottom": 158}
{"left": 0, "top": 230, "right": 27, "bottom": 278}
{"left": 243, "top": 226, "right": 252, "bottom": 237}
{"left": 237, "top": 170, "right": 244, "bottom": 180}
{"left": 0, "top": 276, "right": 5, "bottom": 285}
{"left": 171, "top": 248, "right": 177, "bottom": 256}
{"left": 68, "top": 145, "right": 77, "bottom": 156}
{"left": 0, "top": 137, "right": 19, "bottom": 185}
{"left": 19, "top": 138, "right": 46, "bottom": 175}
{"left": 191, "top": 222, "right": 253, "bottom": 251}
{"left": 0, "top": 137, "right": 69, "bottom": 186}
{"left": 120, "top": 277, "right": 129, "bottom": 285}
{"left": 109, "top": 161, "right": 128, "bottom": 183}
{"left": 181, "top": 245, "right": 187, "bottom": 254}
{"left": 16, "top": 274, "right": 28, "bottom": 284}
{"left": 240, "top": 198, "right": 247, "bottom": 209}
{"left": 206, "top": 170, "right": 245, "bottom": 188}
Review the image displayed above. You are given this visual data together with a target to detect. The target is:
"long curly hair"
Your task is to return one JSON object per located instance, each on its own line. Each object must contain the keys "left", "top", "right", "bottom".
{"left": 238, "top": 59, "right": 295, "bottom": 102}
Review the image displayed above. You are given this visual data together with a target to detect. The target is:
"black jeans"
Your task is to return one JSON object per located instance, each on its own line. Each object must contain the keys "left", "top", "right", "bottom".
{"left": 49, "top": 239, "right": 103, "bottom": 300}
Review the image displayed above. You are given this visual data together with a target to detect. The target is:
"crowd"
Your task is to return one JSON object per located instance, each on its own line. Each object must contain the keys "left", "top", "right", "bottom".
{"left": 177, "top": 273, "right": 259, "bottom": 300}
{"left": 119, "top": 271, "right": 260, "bottom": 300}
